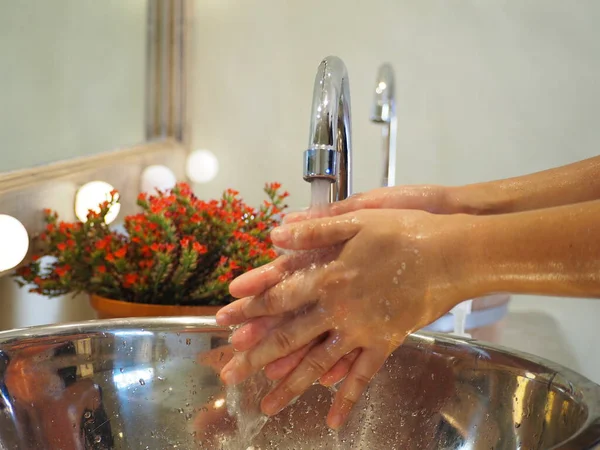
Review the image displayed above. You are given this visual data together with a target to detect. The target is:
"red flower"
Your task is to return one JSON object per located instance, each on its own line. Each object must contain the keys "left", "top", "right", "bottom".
{"left": 193, "top": 242, "right": 207, "bottom": 254}
{"left": 95, "top": 239, "right": 108, "bottom": 250}
{"left": 123, "top": 273, "right": 138, "bottom": 288}
{"left": 16, "top": 181, "right": 288, "bottom": 306}
{"left": 139, "top": 260, "right": 154, "bottom": 269}
{"left": 54, "top": 265, "right": 71, "bottom": 277}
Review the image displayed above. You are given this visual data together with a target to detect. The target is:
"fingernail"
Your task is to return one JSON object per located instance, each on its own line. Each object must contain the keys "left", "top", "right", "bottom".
{"left": 215, "top": 309, "right": 231, "bottom": 325}
{"left": 220, "top": 367, "right": 233, "bottom": 384}
{"left": 220, "top": 361, "right": 240, "bottom": 385}
{"left": 329, "top": 413, "right": 344, "bottom": 429}
{"left": 270, "top": 226, "right": 290, "bottom": 243}
{"left": 262, "top": 396, "right": 282, "bottom": 416}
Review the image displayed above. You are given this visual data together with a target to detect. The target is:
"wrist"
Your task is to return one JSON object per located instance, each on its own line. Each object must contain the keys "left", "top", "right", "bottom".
{"left": 437, "top": 213, "right": 491, "bottom": 303}
{"left": 446, "top": 183, "right": 515, "bottom": 216}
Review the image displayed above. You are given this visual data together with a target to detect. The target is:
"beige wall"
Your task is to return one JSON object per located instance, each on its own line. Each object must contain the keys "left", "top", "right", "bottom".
{"left": 0, "top": 0, "right": 146, "bottom": 173}
{"left": 190, "top": 1, "right": 600, "bottom": 382}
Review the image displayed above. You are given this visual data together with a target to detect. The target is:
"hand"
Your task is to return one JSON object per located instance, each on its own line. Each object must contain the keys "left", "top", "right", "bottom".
{"left": 282, "top": 184, "right": 459, "bottom": 224}
{"left": 216, "top": 209, "right": 471, "bottom": 428}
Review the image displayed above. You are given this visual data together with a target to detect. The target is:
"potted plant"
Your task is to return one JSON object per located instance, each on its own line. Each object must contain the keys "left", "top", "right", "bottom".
{"left": 14, "top": 182, "right": 289, "bottom": 318}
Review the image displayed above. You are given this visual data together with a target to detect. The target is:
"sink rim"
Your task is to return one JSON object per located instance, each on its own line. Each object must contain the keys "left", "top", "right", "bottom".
{"left": 0, "top": 316, "right": 598, "bottom": 449}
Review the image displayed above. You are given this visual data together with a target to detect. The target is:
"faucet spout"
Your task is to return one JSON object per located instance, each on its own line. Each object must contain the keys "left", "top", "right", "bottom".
{"left": 370, "top": 63, "right": 397, "bottom": 187}
{"left": 303, "top": 56, "right": 353, "bottom": 202}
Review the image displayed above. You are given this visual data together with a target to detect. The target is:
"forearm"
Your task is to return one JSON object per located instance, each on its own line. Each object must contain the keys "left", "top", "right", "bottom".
{"left": 458, "top": 200, "right": 600, "bottom": 299}
{"left": 450, "top": 155, "right": 600, "bottom": 215}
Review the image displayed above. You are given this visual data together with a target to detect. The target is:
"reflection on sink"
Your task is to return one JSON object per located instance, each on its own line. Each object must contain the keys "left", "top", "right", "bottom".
{"left": 0, "top": 318, "right": 598, "bottom": 449}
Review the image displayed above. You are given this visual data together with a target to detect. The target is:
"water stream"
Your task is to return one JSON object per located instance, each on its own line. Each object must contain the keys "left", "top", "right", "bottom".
{"left": 223, "top": 179, "right": 334, "bottom": 449}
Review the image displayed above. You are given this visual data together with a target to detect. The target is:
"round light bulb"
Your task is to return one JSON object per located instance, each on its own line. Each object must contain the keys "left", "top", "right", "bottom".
{"left": 0, "top": 215, "right": 30, "bottom": 272}
{"left": 75, "top": 181, "right": 121, "bottom": 224}
{"left": 140, "top": 165, "right": 177, "bottom": 193}
{"left": 186, "top": 149, "right": 219, "bottom": 183}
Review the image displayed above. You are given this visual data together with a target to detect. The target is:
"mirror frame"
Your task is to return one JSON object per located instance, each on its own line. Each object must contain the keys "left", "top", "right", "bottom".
{"left": 0, "top": 0, "right": 194, "bottom": 275}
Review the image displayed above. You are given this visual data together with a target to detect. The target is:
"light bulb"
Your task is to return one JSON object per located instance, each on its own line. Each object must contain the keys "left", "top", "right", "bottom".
{"left": 75, "top": 181, "right": 121, "bottom": 224}
{"left": 0, "top": 215, "right": 29, "bottom": 271}
{"left": 186, "top": 149, "right": 219, "bottom": 183}
{"left": 140, "top": 165, "right": 177, "bottom": 193}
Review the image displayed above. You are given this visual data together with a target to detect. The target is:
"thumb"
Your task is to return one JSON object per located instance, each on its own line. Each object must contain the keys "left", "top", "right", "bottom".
{"left": 271, "top": 214, "right": 361, "bottom": 250}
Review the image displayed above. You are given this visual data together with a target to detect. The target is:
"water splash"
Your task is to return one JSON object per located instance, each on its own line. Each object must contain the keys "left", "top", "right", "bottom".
{"left": 225, "top": 370, "right": 273, "bottom": 449}
{"left": 223, "top": 179, "right": 337, "bottom": 449}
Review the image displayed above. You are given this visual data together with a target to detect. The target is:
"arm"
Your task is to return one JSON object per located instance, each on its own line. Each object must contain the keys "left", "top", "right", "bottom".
{"left": 283, "top": 155, "right": 600, "bottom": 222}
{"left": 217, "top": 199, "right": 600, "bottom": 429}
{"left": 453, "top": 155, "right": 600, "bottom": 215}
{"left": 458, "top": 199, "right": 600, "bottom": 298}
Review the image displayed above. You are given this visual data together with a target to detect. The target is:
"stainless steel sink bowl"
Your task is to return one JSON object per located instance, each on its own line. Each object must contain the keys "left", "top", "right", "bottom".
{"left": 0, "top": 318, "right": 598, "bottom": 449}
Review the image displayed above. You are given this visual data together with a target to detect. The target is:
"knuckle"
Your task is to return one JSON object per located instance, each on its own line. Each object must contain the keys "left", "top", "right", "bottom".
{"left": 279, "top": 380, "right": 301, "bottom": 400}
{"left": 261, "top": 288, "right": 279, "bottom": 315}
{"left": 351, "top": 373, "right": 373, "bottom": 393}
{"left": 272, "top": 328, "right": 294, "bottom": 353}
{"left": 304, "top": 355, "right": 329, "bottom": 375}
{"left": 238, "top": 300, "right": 253, "bottom": 321}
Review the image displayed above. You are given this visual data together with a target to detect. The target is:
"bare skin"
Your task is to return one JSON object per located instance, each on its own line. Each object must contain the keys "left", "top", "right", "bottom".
{"left": 216, "top": 156, "right": 600, "bottom": 429}
{"left": 282, "top": 155, "right": 600, "bottom": 220}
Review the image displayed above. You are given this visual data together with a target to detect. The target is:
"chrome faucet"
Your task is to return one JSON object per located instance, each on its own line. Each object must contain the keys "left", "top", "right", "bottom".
{"left": 303, "top": 56, "right": 353, "bottom": 202}
{"left": 370, "top": 63, "right": 397, "bottom": 187}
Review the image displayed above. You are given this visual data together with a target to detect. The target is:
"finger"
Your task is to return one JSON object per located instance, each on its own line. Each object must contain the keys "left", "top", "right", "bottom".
{"left": 197, "top": 345, "right": 234, "bottom": 372}
{"left": 281, "top": 191, "right": 387, "bottom": 225}
{"left": 265, "top": 336, "right": 350, "bottom": 382}
{"left": 228, "top": 255, "right": 290, "bottom": 299}
{"left": 327, "top": 350, "right": 388, "bottom": 429}
{"left": 263, "top": 342, "right": 314, "bottom": 381}
{"left": 260, "top": 333, "right": 352, "bottom": 416}
{"left": 220, "top": 311, "right": 330, "bottom": 386}
{"left": 319, "top": 348, "right": 361, "bottom": 387}
{"left": 217, "top": 267, "right": 323, "bottom": 326}
{"left": 229, "top": 315, "right": 287, "bottom": 352}
{"left": 282, "top": 205, "right": 333, "bottom": 224}
{"left": 270, "top": 214, "right": 361, "bottom": 251}
{"left": 226, "top": 250, "right": 326, "bottom": 301}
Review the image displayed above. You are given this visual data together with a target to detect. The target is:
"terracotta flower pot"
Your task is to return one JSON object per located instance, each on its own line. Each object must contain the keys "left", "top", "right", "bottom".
{"left": 89, "top": 295, "right": 223, "bottom": 319}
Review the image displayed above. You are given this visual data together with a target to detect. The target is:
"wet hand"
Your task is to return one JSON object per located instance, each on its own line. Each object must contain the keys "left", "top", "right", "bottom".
{"left": 282, "top": 185, "right": 457, "bottom": 224}
{"left": 216, "top": 209, "right": 471, "bottom": 428}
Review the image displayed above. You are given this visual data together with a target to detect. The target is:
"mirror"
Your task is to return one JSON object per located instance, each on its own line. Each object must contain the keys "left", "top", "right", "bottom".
{"left": 0, "top": 0, "right": 147, "bottom": 173}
